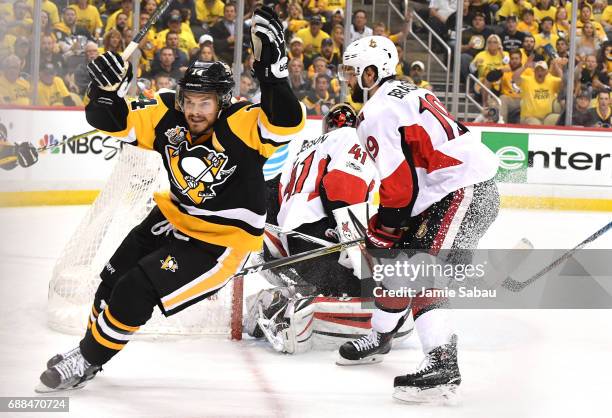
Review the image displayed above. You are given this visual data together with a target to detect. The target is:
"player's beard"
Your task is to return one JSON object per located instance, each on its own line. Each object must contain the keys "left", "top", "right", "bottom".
{"left": 350, "top": 84, "right": 365, "bottom": 103}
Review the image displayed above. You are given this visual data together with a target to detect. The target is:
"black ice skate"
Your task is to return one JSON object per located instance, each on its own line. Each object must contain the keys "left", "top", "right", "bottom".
{"left": 393, "top": 334, "right": 461, "bottom": 404}
{"left": 36, "top": 347, "right": 101, "bottom": 393}
{"left": 336, "top": 329, "right": 393, "bottom": 365}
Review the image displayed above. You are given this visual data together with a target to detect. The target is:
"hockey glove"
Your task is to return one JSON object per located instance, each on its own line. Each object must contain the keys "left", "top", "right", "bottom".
{"left": 87, "top": 52, "right": 133, "bottom": 97}
{"left": 251, "top": 5, "right": 288, "bottom": 83}
{"left": 15, "top": 142, "right": 38, "bottom": 168}
{"left": 366, "top": 214, "right": 402, "bottom": 249}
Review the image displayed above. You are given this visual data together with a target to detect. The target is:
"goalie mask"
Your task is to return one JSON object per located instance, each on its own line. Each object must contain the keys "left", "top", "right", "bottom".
{"left": 176, "top": 61, "right": 235, "bottom": 112}
{"left": 322, "top": 103, "right": 357, "bottom": 134}
{"left": 339, "top": 36, "right": 398, "bottom": 92}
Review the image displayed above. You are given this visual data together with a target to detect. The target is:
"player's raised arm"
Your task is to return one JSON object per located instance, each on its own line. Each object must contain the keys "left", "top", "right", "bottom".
{"left": 250, "top": 6, "right": 305, "bottom": 152}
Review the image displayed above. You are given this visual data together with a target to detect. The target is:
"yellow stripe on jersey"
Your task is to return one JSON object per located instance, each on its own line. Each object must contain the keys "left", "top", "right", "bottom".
{"left": 257, "top": 107, "right": 306, "bottom": 136}
{"left": 104, "top": 308, "right": 140, "bottom": 333}
{"left": 154, "top": 191, "right": 263, "bottom": 251}
{"left": 91, "top": 322, "right": 126, "bottom": 351}
{"left": 161, "top": 248, "right": 247, "bottom": 311}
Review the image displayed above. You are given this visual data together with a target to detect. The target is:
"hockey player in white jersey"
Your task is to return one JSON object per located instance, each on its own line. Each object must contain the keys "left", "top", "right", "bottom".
{"left": 247, "top": 104, "right": 414, "bottom": 353}
{"left": 336, "top": 36, "right": 500, "bottom": 403}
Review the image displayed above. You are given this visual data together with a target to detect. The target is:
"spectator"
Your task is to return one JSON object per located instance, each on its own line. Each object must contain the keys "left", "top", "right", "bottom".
{"left": 304, "top": 0, "right": 326, "bottom": 17}
{"left": 149, "top": 46, "right": 184, "bottom": 79}
{"left": 575, "top": 54, "right": 609, "bottom": 95}
{"left": 37, "top": 62, "right": 75, "bottom": 106}
{"left": 274, "top": 0, "right": 290, "bottom": 20}
{"left": 53, "top": 7, "right": 92, "bottom": 55}
{"left": 517, "top": 8, "right": 538, "bottom": 35}
{"left": 0, "top": 19, "right": 16, "bottom": 61}
{"left": 331, "top": 23, "right": 344, "bottom": 56}
{"left": 350, "top": 9, "right": 373, "bottom": 43}
{"left": 209, "top": 1, "right": 248, "bottom": 65}
{"left": 520, "top": 34, "right": 543, "bottom": 63}
{"left": 239, "top": 74, "right": 259, "bottom": 102}
{"left": 156, "top": 13, "right": 198, "bottom": 58}
{"left": 153, "top": 73, "right": 176, "bottom": 91}
{"left": 513, "top": 58, "right": 563, "bottom": 125}
{"left": 372, "top": 18, "right": 409, "bottom": 44}
{"left": 286, "top": 2, "right": 308, "bottom": 35}
{"left": 323, "top": 8, "right": 344, "bottom": 35}
{"left": 577, "top": 3, "right": 608, "bottom": 41}
{"left": 317, "top": 37, "right": 340, "bottom": 68}
{"left": 69, "top": 0, "right": 103, "bottom": 39}
{"left": 588, "top": 90, "right": 612, "bottom": 127}
{"left": 428, "top": 0, "right": 456, "bottom": 43}
{"left": 552, "top": 4, "right": 570, "bottom": 39}
{"left": 496, "top": 0, "right": 532, "bottom": 22}
{"left": 105, "top": 0, "right": 133, "bottom": 34}
{"left": 602, "top": 1, "right": 612, "bottom": 39}
{"left": 13, "top": 36, "right": 30, "bottom": 73}
{"left": 500, "top": 15, "right": 526, "bottom": 52}
{"left": 458, "top": 12, "right": 493, "bottom": 78}
{"left": 0, "top": 54, "right": 30, "bottom": 105}
{"left": 557, "top": 89, "right": 596, "bottom": 126}
{"left": 197, "top": 43, "right": 217, "bottom": 62}
{"left": 40, "top": 35, "right": 66, "bottom": 76}
{"left": 467, "top": 0, "right": 495, "bottom": 25}
{"left": 288, "top": 36, "right": 309, "bottom": 68}
{"left": 406, "top": 60, "right": 433, "bottom": 91}
{"left": 598, "top": 40, "right": 612, "bottom": 74}
{"left": 138, "top": 12, "right": 158, "bottom": 63}
{"left": 288, "top": 57, "right": 310, "bottom": 100}
{"left": 296, "top": 15, "right": 331, "bottom": 59}
{"left": 160, "top": 31, "right": 189, "bottom": 67}
{"left": 196, "top": 0, "right": 225, "bottom": 29}
{"left": 470, "top": 34, "right": 509, "bottom": 80}
{"left": 302, "top": 73, "right": 336, "bottom": 116}
{"left": 8, "top": 1, "right": 33, "bottom": 38}
{"left": 499, "top": 49, "right": 524, "bottom": 123}
{"left": 241, "top": 50, "right": 255, "bottom": 76}
{"left": 577, "top": 22, "right": 603, "bottom": 58}
{"left": 555, "top": 37, "right": 570, "bottom": 61}
{"left": 25, "top": 0, "right": 59, "bottom": 25}
{"left": 114, "top": 12, "right": 130, "bottom": 34}
{"left": 533, "top": 0, "right": 557, "bottom": 22}
{"left": 70, "top": 40, "right": 98, "bottom": 96}
{"left": 40, "top": 10, "right": 54, "bottom": 39}
{"left": 534, "top": 16, "right": 559, "bottom": 50}
{"left": 102, "top": 28, "right": 124, "bottom": 54}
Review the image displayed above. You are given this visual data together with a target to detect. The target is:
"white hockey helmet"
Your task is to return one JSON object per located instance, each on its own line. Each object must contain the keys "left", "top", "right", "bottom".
{"left": 339, "top": 36, "right": 398, "bottom": 91}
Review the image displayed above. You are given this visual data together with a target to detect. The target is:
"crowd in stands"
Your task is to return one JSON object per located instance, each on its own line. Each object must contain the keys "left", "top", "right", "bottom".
{"left": 0, "top": 0, "right": 610, "bottom": 128}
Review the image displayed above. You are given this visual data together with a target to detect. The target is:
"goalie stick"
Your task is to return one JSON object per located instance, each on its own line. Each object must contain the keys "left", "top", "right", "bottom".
{"left": 2, "top": 0, "right": 176, "bottom": 161}
{"left": 501, "top": 221, "right": 612, "bottom": 292}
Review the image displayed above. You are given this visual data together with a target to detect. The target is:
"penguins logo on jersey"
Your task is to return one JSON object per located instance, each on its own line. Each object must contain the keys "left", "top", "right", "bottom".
{"left": 165, "top": 126, "right": 188, "bottom": 145}
{"left": 160, "top": 255, "right": 178, "bottom": 272}
{"left": 166, "top": 142, "right": 236, "bottom": 205}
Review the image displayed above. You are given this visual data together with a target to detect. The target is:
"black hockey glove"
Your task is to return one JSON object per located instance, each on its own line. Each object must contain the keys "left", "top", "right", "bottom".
{"left": 15, "top": 142, "right": 38, "bottom": 168}
{"left": 87, "top": 51, "right": 133, "bottom": 97}
{"left": 251, "top": 5, "right": 288, "bottom": 83}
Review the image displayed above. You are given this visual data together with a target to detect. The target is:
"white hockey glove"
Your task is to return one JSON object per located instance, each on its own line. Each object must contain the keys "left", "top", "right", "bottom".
{"left": 87, "top": 52, "right": 133, "bottom": 97}
{"left": 251, "top": 6, "right": 288, "bottom": 83}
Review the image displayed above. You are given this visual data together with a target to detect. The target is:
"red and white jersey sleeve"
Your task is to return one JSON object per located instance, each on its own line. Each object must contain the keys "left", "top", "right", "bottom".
{"left": 277, "top": 127, "right": 377, "bottom": 231}
{"left": 356, "top": 80, "right": 498, "bottom": 227}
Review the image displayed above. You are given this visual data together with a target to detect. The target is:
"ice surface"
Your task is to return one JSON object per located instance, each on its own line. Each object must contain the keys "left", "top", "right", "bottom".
{"left": 0, "top": 206, "right": 611, "bottom": 418}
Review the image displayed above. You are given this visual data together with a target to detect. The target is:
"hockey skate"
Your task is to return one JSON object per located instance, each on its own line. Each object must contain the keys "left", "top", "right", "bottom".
{"left": 35, "top": 347, "right": 101, "bottom": 393}
{"left": 336, "top": 329, "right": 393, "bottom": 365}
{"left": 244, "top": 287, "right": 293, "bottom": 342}
{"left": 393, "top": 334, "right": 461, "bottom": 404}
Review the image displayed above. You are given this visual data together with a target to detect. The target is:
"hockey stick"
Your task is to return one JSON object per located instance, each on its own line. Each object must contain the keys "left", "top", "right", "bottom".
{"left": 234, "top": 237, "right": 364, "bottom": 279}
{"left": 501, "top": 221, "right": 612, "bottom": 292}
{"left": 3, "top": 0, "right": 176, "bottom": 163}
{"left": 265, "top": 223, "right": 334, "bottom": 247}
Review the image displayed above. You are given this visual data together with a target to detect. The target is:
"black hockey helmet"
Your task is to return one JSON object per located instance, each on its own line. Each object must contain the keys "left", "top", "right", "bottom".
{"left": 322, "top": 103, "right": 358, "bottom": 133}
{"left": 175, "top": 60, "right": 235, "bottom": 112}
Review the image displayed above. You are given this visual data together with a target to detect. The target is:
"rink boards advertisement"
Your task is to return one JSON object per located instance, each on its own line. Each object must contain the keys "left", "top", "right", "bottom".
{"left": 0, "top": 107, "right": 610, "bottom": 209}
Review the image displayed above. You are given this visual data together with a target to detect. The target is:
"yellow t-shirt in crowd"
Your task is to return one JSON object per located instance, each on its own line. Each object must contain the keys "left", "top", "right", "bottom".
{"left": 105, "top": 9, "right": 133, "bottom": 33}
{"left": 472, "top": 50, "right": 509, "bottom": 79}
{"left": 295, "top": 27, "right": 331, "bottom": 57}
{"left": 0, "top": 1, "right": 13, "bottom": 21}
{"left": 155, "top": 28, "right": 198, "bottom": 55}
{"left": 38, "top": 76, "right": 71, "bottom": 106}
{"left": 519, "top": 73, "right": 562, "bottom": 119}
{"left": 577, "top": 19, "right": 607, "bottom": 40}
{"left": 496, "top": 0, "right": 532, "bottom": 20}
{"left": 195, "top": 0, "right": 225, "bottom": 25}
{"left": 533, "top": 6, "right": 557, "bottom": 22}
{"left": 517, "top": 20, "right": 539, "bottom": 35}
{"left": 602, "top": 6, "right": 612, "bottom": 25}
{"left": 0, "top": 33, "right": 16, "bottom": 60}
{"left": 324, "top": 0, "right": 345, "bottom": 13}
{"left": 69, "top": 4, "right": 103, "bottom": 35}
{"left": 8, "top": 18, "right": 33, "bottom": 38}
{"left": 552, "top": 21, "right": 570, "bottom": 39}
{"left": 303, "top": 0, "right": 328, "bottom": 13}
{"left": 0, "top": 74, "right": 31, "bottom": 105}
{"left": 534, "top": 32, "right": 559, "bottom": 49}
{"left": 26, "top": 0, "right": 59, "bottom": 25}
{"left": 288, "top": 19, "right": 309, "bottom": 34}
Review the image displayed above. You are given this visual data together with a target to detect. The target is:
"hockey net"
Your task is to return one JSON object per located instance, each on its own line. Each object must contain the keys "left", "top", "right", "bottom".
{"left": 47, "top": 145, "right": 243, "bottom": 339}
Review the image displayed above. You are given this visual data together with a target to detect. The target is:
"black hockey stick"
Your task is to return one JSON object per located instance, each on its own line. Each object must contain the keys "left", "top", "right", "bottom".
{"left": 501, "top": 221, "right": 612, "bottom": 292}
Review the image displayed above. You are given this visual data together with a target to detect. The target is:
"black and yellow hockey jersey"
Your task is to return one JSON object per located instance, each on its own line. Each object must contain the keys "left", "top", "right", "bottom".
{"left": 86, "top": 87, "right": 305, "bottom": 251}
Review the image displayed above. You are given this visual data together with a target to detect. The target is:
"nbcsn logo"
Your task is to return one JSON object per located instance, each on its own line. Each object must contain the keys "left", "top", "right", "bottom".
{"left": 38, "top": 134, "right": 60, "bottom": 153}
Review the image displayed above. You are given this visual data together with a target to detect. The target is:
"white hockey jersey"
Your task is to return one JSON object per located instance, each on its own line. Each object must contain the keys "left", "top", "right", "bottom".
{"left": 277, "top": 127, "right": 377, "bottom": 232}
{"left": 356, "top": 80, "right": 499, "bottom": 227}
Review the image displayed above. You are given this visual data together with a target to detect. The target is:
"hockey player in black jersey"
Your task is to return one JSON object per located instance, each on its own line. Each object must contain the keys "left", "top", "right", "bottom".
{"left": 36, "top": 6, "right": 304, "bottom": 393}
